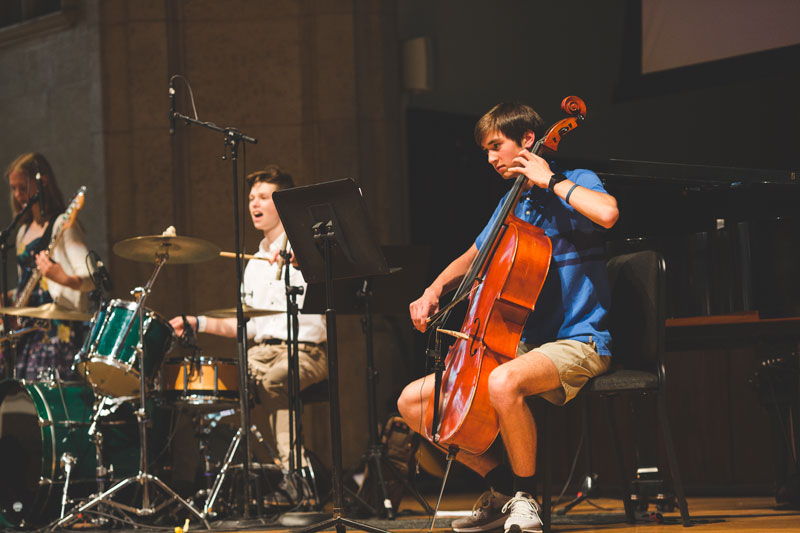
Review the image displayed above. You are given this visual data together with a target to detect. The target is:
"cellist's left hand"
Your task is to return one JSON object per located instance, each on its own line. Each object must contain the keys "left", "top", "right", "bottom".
{"left": 509, "top": 149, "right": 553, "bottom": 190}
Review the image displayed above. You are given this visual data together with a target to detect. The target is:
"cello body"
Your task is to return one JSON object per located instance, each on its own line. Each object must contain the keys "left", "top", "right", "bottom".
{"left": 422, "top": 96, "right": 587, "bottom": 456}
{"left": 423, "top": 213, "right": 551, "bottom": 455}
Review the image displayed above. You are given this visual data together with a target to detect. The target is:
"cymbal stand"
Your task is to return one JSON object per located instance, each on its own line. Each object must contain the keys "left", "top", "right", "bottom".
{"left": 50, "top": 251, "right": 209, "bottom": 530}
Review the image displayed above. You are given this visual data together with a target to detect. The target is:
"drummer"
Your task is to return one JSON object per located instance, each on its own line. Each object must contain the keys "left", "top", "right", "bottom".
{"left": 2, "top": 152, "right": 93, "bottom": 380}
{"left": 170, "top": 165, "right": 328, "bottom": 471}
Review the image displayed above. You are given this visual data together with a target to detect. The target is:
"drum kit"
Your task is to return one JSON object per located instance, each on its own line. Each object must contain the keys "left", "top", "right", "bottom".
{"left": 0, "top": 233, "right": 284, "bottom": 529}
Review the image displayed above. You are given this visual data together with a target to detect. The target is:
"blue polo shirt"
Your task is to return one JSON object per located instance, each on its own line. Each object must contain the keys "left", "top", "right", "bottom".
{"left": 475, "top": 168, "right": 612, "bottom": 356}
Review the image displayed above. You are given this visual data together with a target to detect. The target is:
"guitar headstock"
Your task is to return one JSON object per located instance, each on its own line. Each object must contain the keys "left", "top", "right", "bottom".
{"left": 63, "top": 186, "right": 87, "bottom": 226}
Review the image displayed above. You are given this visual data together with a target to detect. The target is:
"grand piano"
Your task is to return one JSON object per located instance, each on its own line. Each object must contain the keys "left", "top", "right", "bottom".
{"left": 589, "top": 158, "right": 800, "bottom": 319}
{"left": 585, "top": 158, "right": 800, "bottom": 500}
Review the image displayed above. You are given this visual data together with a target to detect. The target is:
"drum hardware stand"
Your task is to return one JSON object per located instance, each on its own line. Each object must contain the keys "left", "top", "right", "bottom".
{"left": 88, "top": 395, "right": 112, "bottom": 495}
{"left": 202, "top": 423, "right": 282, "bottom": 517}
{"left": 49, "top": 252, "right": 209, "bottom": 530}
{"left": 59, "top": 453, "right": 77, "bottom": 519}
{"left": 0, "top": 323, "right": 46, "bottom": 346}
{"left": 194, "top": 414, "right": 215, "bottom": 499}
{"left": 172, "top": 89, "right": 259, "bottom": 517}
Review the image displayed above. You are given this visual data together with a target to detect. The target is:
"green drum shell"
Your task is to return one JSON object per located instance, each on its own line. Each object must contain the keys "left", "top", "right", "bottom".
{"left": 76, "top": 299, "right": 175, "bottom": 397}
{"left": 0, "top": 380, "right": 140, "bottom": 526}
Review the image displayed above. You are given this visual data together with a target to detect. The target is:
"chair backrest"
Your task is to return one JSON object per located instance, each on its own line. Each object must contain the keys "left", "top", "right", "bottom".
{"left": 605, "top": 250, "right": 666, "bottom": 373}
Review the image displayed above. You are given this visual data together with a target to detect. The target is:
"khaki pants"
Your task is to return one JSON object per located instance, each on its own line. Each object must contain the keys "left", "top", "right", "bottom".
{"left": 518, "top": 339, "right": 611, "bottom": 406}
{"left": 247, "top": 342, "right": 328, "bottom": 467}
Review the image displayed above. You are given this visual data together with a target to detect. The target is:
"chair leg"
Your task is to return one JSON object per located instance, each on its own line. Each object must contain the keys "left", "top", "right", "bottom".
{"left": 540, "top": 401, "right": 552, "bottom": 533}
{"left": 656, "top": 392, "right": 692, "bottom": 525}
{"left": 603, "top": 396, "right": 637, "bottom": 523}
{"left": 581, "top": 397, "right": 593, "bottom": 473}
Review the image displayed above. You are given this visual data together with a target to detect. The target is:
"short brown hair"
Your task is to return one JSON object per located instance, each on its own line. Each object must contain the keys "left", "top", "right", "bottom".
{"left": 474, "top": 102, "right": 545, "bottom": 147}
{"left": 246, "top": 165, "right": 295, "bottom": 191}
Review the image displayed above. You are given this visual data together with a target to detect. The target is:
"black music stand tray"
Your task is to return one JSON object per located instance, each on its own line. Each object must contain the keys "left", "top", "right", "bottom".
{"left": 273, "top": 178, "right": 390, "bottom": 533}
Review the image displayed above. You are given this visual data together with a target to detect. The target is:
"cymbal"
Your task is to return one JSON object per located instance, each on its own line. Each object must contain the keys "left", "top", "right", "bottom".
{"left": 0, "top": 302, "right": 91, "bottom": 321}
{"left": 202, "top": 305, "right": 283, "bottom": 319}
{"left": 113, "top": 235, "right": 220, "bottom": 264}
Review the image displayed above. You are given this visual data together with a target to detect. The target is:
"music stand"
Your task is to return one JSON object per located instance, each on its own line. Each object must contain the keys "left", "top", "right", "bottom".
{"left": 273, "top": 178, "right": 390, "bottom": 533}
{"left": 303, "top": 245, "right": 434, "bottom": 518}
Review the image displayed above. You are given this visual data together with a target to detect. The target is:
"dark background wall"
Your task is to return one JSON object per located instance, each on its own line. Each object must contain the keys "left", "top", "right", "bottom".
{"left": 398, "top": 0, "right": 800, "bottom": 171}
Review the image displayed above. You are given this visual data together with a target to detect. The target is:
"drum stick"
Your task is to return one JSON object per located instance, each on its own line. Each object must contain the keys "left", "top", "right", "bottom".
{"left": 219, "top": 251, "right": 273, "bottom": 263}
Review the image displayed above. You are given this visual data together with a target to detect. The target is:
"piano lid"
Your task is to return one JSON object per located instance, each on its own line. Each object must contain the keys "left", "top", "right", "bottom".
{"left": 556, "top": 157, "right": 799, "bottom": 188}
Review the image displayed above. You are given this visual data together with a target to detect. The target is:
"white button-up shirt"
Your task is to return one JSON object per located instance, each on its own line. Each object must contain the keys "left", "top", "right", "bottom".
{"left": 244, "top": 233, "right": 326, "bottom": 344}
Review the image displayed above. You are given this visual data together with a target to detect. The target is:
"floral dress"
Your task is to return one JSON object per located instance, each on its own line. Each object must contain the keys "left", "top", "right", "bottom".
{"left": 11, "top": 235, "right": 87, "bottom": 381}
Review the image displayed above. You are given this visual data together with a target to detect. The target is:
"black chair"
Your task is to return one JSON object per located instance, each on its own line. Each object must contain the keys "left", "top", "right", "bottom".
{"left": 539, "top": 250, "right": 691, "bottom": 531}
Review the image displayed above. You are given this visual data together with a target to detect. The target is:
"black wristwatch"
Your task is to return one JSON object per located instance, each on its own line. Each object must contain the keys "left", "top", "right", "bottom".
{"left": 548, "top": 172, "right": 567, "bottom": 191}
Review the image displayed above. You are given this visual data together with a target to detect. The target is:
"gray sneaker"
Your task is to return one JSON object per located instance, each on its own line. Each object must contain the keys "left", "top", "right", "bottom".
{"left": 452, "top": 489, "right": 511, "bottom": 532}
{"left": 502, "top": 492, "right": 542, "bottom": 533}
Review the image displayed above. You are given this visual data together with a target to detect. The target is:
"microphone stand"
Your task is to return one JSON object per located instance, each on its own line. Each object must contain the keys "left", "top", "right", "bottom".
{"left": 172, "top": 107, "right": 259, "bottom": 517}
{"left": 0, "top": 193, "right": 41, "bottom": 378}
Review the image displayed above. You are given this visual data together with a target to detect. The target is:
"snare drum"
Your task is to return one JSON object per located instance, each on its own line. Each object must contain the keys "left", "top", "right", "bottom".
{"left": 160, "top": 357, "right": 239, "bottom": 410}
{"left": 0, "top": 379, "right": 139, "bottom": 526}
{"left": 75, "top": 299, "right": 175, "bottom": 397}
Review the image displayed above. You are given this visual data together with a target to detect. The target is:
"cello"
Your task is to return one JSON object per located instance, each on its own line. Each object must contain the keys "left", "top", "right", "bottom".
{"left": 422, "top": 96, "right": 587, "bottom": 469}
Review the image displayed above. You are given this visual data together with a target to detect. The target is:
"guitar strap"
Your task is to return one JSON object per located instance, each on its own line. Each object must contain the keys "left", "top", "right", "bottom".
{"left": 32, "top": 213, "right": 61, "bottom": 257}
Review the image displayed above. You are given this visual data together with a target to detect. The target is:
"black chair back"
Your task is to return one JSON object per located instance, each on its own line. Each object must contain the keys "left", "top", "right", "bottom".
{"left": 606, "top": 251, "right": 665, "bottom": 373}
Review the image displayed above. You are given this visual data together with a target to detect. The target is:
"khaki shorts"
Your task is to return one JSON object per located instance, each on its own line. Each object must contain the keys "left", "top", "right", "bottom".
{"left": 518, "top": 339, "right": 611, "bottom": 406}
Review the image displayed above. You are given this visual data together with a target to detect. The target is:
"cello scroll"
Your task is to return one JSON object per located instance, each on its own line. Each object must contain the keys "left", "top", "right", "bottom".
{"left": 538, "top": 95, "right": 587, "bottom": 155}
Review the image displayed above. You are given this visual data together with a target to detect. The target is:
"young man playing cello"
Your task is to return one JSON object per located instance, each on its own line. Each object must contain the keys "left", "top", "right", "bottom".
{"left": 398, "top": 102, "right": 619, "bottom": 533}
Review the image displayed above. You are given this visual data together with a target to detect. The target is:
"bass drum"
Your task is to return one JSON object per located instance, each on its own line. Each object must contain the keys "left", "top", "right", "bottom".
{"left": 0, "top": 380, "right": 139, "bottom": 527}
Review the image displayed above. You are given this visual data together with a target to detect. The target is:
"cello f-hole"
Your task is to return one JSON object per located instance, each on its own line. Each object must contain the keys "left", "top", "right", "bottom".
{"left": 469, "top": 317, "right": 480, "bottom": 357}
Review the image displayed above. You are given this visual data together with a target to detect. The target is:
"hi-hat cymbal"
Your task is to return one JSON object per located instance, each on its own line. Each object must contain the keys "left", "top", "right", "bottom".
{"left": 113, "top": 235, "right": 220, "bottom": 264}
{"left": 202, "top": 305, "right": 283, "bottom": 319}
{"left": 0, "top": 303, "right": 91, "bottom": 321}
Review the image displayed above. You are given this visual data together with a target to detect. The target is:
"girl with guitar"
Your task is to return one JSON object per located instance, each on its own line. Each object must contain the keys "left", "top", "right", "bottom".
{"left": 3, "top": 152, "right": 93, "bottom": 380}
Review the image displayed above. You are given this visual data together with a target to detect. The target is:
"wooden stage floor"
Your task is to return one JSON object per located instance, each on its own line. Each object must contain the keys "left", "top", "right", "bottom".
{"left": 205, "top": 493, "right": 800, "bottom": 533}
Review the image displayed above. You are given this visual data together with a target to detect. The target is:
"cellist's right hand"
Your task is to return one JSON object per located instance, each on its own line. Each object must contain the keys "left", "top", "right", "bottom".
{"left": 410, "top": 288, "right": 440, "bottom": 332}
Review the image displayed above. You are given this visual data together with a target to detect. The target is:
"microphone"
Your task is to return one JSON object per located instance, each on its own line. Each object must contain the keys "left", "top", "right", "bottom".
{"left": 88, "top": 250, "right": 113, "bottom": 293}
{"left": 168, "top": 78, "right": 176, "bottom": 135}
{"left": 35, "top": 171, "right": 45, "bottom": 215}
{"left": 96, "top": 258, "right": 113, "bottom": 292}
